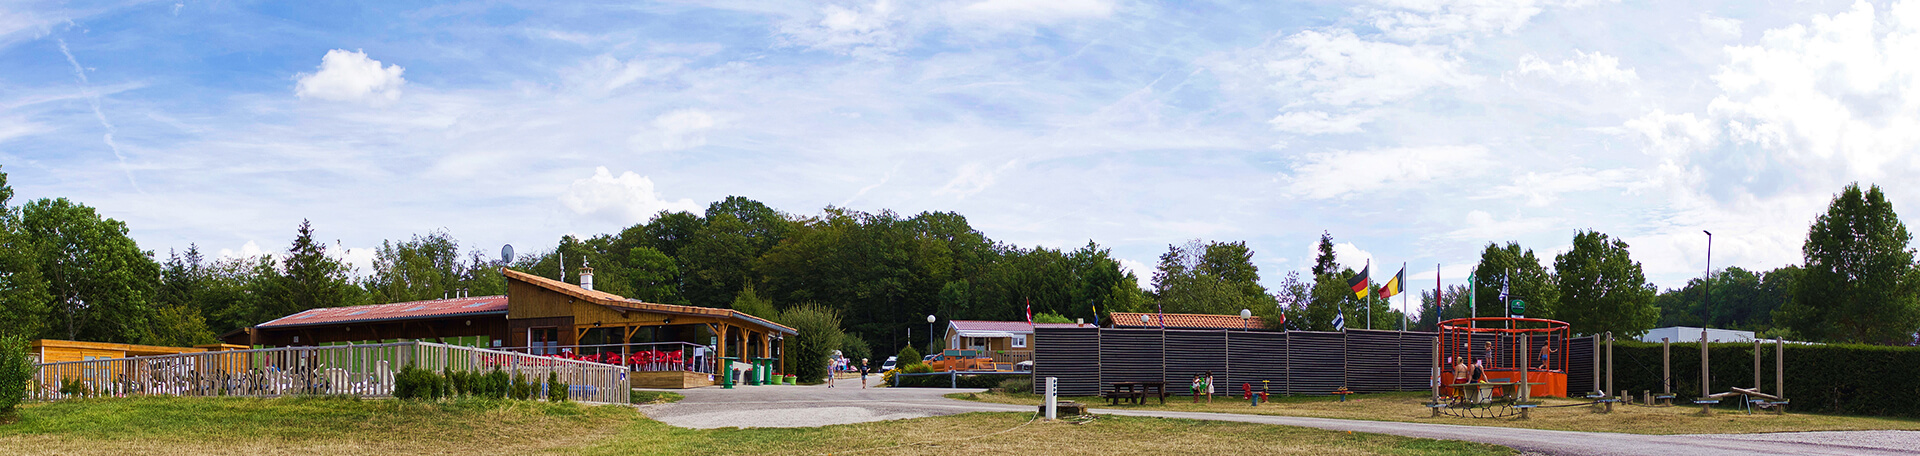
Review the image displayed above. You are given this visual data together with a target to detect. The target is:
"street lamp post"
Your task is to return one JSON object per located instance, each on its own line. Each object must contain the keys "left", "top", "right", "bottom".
{"left": 1704, "top": 230, "right": 1713, "bottom": 327}
{"left": 1240, "top": 308, "right": 1252, "bottom": 332}
{"left": 926, "top": 315, "right": 937, "bottom": 353}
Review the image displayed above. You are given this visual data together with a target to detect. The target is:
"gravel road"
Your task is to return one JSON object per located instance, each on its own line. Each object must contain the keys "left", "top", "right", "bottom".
{"left": 640, "top": 378, "right": 1918, "bottom": 455}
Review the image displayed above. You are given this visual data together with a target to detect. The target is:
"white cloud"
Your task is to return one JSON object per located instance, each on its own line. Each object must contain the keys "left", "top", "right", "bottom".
{"left": 1513, "top": 50, "right": 1638, "bottom": 85}
{"left": 777, "top": 0, "right": 905, "bottom": 58}
{"left": 217, "top": 240, "right": 266, "bottom": 259}
{"left": 1364, "top": 0, "right": 1613, "bottom": 41}
{"left": 1263, "top": 29, "right": 1480, "bottom": 107}
{"left": 1699, "top": 14, "right": 1742, "bottom": 38}
{"left": 559, "top": 167, "right": 703, "bottom": 224}
{"left": 1446, "top": 210, "right": 1560, "bottom": 241}
{"left": 631, "top": 109, "right": 718, "bottom": 151}
{"left": 1269, "top": 110, "right": 1372, "bottom": 135}
{"left": 1117, "top": 258, "right": 1153, "bottom": 289}
{"left": 565, "top": 55, "right": 684, "bottom": 94}
{"left": 1489, "top": 168, "right": 1648, "bottom": 207}
{"left": 1621, "top": 109, "right": 1716, "bottom": 158}
{"left": 934, "top": 160, "right": 1018, "bottom": 199}
{"left": 1284, "top": 145, "right": 1490, "bottom": 199}
{"left": 953, "top": 0, "right": 1114, "bottom": 22}
{"left": 1333, "top": 242, "right": 1376, "bottom": 272}
{"left": 294, "top": 49, "right": 406, "bottom": 104}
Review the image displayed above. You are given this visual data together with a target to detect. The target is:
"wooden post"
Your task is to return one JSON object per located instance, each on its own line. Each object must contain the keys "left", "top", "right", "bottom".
{"left": 1700, "top": 327, "right": 1711, "bottom": 415}
{"left": 1752, "top": 339, "right": 1761, "bottom": 391}
{"left": 1776, "top": 337, "right": 1786, "bottom": 414}
{"left": 1662, "top": 337, "right": 1671, "bottom": 405}
{"left": 1591, "top": 335, "right": 1601, "bottom": 395}
{"left": 1431, "top": 336, "right": 1441, "bottom": 417}
{"left": 1604, "top": 332, "right": 1614, "bottom": 413}
{"left": 1520, "top": 334, "right": 1530, "bottom": 403}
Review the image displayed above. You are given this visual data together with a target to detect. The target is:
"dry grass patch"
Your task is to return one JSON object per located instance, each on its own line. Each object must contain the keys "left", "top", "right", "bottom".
{"left": 0, "top": 396, "right": 633, "bottom": 456}
{"left": 955, "top": 391, "right": 1920, "bottom": 435}
{"left": 566, "top": 411, "right": 1512, "bottom": 456}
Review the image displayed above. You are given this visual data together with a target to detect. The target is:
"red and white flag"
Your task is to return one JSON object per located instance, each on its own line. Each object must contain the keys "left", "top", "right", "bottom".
{"left": 1025, "top": 297, "right": 1033, "bottom": 324}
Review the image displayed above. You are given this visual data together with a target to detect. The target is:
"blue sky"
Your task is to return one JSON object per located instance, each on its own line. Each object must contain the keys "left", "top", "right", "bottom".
{"left": 5, "top": 0, "right": 1920, "bottom": 308}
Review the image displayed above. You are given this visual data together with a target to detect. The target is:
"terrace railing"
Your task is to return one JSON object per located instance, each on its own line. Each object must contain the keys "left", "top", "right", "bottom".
{"left": 29, "top": 341, "right": 630, "bottom": 404}
{"left": 493, "top": 342, "right": 716, "bottom": 375}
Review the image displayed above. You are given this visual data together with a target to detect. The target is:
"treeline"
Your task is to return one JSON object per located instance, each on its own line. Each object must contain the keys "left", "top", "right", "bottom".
{"left": 1403, "top": 183, "right": 1920, "bottom": 345}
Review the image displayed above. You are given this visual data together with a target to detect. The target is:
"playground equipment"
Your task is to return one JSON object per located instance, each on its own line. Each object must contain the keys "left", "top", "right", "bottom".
{"left": 1693, "top": 328, "right": 1789, "bottom": 415}
{"left": 1429, "top": 317, "right": 1571, "bottom": 418}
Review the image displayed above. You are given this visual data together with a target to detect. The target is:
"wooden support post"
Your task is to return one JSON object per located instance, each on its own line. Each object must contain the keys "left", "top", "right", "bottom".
{"left": 1604, "top": 332, "right": 1614, "bottom": 413}
{"left": 1776, "top": 337, "right": 1786, "bottom": 415}
{"left": 1520, "top": 334, "right": 1530, "bottom": 403}
{"left": 1431, "top": 336, "right": 1441, "bottom": 417}
{"left": 1700, "top": 328, "right": 1711, "bottom": 415}
{"left": 1662, "top": 337, "right": 1672, "bottom": 405}
{"left": 1591, "top": 335, "right": 1601, "bottom": 395}
{"left": 1753, "top": 339, "right": 1761, "bottom": 392}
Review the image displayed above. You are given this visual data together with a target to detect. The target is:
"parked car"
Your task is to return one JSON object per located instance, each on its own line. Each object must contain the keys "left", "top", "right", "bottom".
{"left": 1014, "top": 360, "right": 1033, "bottom": 372}
{"left": 880, "top": 356, "right": 898, "bottom": 372}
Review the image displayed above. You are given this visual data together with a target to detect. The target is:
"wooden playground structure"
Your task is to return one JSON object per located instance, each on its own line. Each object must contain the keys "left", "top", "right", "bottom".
{"left": 1429, "top": 317, "right": 1570, "bottom": 418}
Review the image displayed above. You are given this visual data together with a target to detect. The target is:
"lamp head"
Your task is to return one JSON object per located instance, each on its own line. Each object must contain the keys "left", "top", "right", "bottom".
{"left": 927, "top": 315, "right": 937, "bottom": 323}
{"left": 1240, "top": 309, "right": 1252, "bottom": 319}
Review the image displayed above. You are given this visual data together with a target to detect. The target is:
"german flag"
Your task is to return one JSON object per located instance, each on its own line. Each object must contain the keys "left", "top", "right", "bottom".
{"left": 1348, "top": 262, "right": 1370, "bottom": 299}
{"left": 1380, "top": 265, "right": 1405, "bottom": 298}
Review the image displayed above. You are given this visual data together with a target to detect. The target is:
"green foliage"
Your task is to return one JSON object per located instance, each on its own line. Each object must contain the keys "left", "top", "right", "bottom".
{"left": 0, "top": 167, "right": 51, "bottom": 338}
{"left": 893, "top": 372, "right": 1023, "bottom": 388}
{"left": 997, "top": 376, "right": 1033, "bottom": 394}
{"left": 20, "top": 198, "right": 164, "bottom": 343}
{"left": 59, "top": 378, "right": 88, "bottom": 397}
{"left": 480, "top": 369, "right": 509, "bottom": 399}
{"left": 1609, "top": 340, "right": 1920, "bottom": 418}
{"left": 0, "top": 334, "right": 32, "bottom": 416}
{"left": 1776, "top": 183, "right": 1920, "bottom": 344}
{"left": 1153, "top": 240, "right": 1277, "bottom": 316}
{"left": 778, "top": 304, "right": 844, "bottom": 383}
{"left": 545, "top": 371, "right": 568, "bottom": 402}
{"left": 623, "top": 246, "right": 685, "bottom": 305}
{"left": 1471, "top": 242, "right": 1559, "bottom": 320}
{"left": 1312, "top": 231, "right": 1339, "bottom": 277}
{"left": 393, "top": 366, "right": 446, "bottom": 400}
{"left": 729, "top": 284, "right": 778, "bottom": 319}
{"left": 897, "top": 345, "right": 922, "bottom": 368}
{"left": 363, "top": 229, "right": 500, "bottom": 304}
{"left": 902, "top": 363, "right": 933, "bottom": 374}
{"left": 1034, "top": 312, "right": 1072, "bottom": 324}
{"left": 509, "top": 373, "right": 534, "bottom": 400}
{"left": 1655, "top": 266, "right": 1796, "bottom": 332}
{"left": 837, "top": 332, "right": 871, "bottom": 367}
{"left": 630, "top": 390, "right": 684, "bottom": 404}
{"left": 271, "top": 219, "right": 363, "bottom": 317}
{"left": 1552, "top": 230, "right": 1659, "bottom": 337}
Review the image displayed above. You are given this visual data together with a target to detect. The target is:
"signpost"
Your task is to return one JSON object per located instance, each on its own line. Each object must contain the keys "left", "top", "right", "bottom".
{"left": 1510, "top": 299, "right": 1526, "bottom": 318}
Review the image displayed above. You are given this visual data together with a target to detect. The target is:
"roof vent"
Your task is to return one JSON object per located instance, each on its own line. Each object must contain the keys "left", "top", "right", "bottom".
{"left": 580, "top": 264, "right": 595, "bottom": 291}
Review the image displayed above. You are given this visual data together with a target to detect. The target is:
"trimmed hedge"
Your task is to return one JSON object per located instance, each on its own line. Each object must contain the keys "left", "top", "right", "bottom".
{"left": 1602, "top": 340, "right": 1920, "bottom": 418}
{"left": 893, "top": 372, "right": 1029, "bottom": 389}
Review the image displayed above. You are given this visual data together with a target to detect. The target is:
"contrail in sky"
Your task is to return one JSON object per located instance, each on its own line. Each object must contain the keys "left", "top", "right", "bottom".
{"left": 58, "top": 38, "right": 142, "bottom": 192}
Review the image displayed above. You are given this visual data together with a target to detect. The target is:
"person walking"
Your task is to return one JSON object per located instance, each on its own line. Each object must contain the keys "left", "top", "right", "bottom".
{"left": 859, "top": 358, "right": 870, "bottom": 389}
{"left": 1204, "top": 371, "right": 1216, "bottom": 404}
{"left": 1191, "top": 373, "right": 1204, "bottom": 403}
{"left": 827, "top": 357, "right": 837, "bottom": 388}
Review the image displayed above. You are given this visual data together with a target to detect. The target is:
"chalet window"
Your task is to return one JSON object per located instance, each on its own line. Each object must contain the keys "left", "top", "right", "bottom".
{"left": 1012, "top": 335, "right": 1027, "bottom": 348}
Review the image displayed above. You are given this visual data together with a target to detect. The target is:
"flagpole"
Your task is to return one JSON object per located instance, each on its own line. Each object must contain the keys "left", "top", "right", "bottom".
{"left": 1366, "top": 259, "right": 1372, "bottom": 331}
{"left": 1402, "top": 262, "right": 1408, "bottom": 332}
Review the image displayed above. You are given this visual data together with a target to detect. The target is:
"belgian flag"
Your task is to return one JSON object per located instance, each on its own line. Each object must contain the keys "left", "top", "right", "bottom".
{"left": 1348, "top": 262, "right": 1370, "bottom": 299}
{"left": 1380, "top": 265, "right": 1405, "bottom": 298}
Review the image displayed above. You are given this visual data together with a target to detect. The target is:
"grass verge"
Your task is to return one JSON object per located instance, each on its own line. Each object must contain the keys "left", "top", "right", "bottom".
{"left": 0, "top": 396, "right": 1512, "bottom": 456}
{"left": 631, "top": 390, "right": 686, "bottom": 405}
{"left": 951, "top": 391, "right": 1920, "bottom": 435}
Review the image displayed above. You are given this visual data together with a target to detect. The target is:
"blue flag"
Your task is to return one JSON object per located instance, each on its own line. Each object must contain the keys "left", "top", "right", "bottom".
{"left": 1333, "top": 311, "right": 1346, "bottom": 331}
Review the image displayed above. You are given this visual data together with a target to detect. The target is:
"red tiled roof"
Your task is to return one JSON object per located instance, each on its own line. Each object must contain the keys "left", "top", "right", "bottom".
{"left": 1109, "top": 312, "right": 1264, "bottom": 330}
{"left": 949, "top": 320, "right": 1095, "bottom": 334}
{"left": 259, "top": 295, "right": 508, "bottom": 328}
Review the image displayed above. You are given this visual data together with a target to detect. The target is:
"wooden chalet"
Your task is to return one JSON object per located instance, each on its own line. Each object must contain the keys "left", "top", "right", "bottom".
{"left": 223, "top": 267, "right": 795, "bottom": 388}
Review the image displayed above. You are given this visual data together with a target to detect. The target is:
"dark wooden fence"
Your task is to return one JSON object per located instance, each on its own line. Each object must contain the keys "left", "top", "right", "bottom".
{"left": 1033, "top": 327, "right": 1437, "bottom": 396}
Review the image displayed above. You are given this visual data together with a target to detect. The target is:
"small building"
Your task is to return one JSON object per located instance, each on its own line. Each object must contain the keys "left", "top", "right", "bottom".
{"left": 1107, "top": 311, "right": 1267, "bottom": 331}
{"left": 943, "top": 320, "right": 1090, "bottom": 364}
{"left": 31, "top": 339, "right": 246, "bottom": 364}
{"left": 223, "top": 267, "right": 795, "bottom": 388}
{"left": 1639, "top": 326, "right": 1757, "bottom": 344}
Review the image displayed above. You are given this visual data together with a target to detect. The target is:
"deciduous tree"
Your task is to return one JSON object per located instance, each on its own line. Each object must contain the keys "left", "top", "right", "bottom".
{"left": 1552, "top": 230, "right": 1658, "bottom": 337}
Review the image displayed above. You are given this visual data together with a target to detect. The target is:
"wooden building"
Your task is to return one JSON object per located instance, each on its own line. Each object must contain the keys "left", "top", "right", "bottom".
{"left": 223, "top": 267, "right": 795, "bottom": 388}
{"left": 943, "top": 320, "right": 1090, "bottom": 364}
{"left": 31, "top": 339, "right": 246, "bottom": 364}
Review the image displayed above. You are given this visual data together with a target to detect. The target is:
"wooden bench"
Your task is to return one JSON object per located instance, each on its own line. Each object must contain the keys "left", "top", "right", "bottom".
{"left": 1101, "top": 390, "right": 1145, "bottom": 405}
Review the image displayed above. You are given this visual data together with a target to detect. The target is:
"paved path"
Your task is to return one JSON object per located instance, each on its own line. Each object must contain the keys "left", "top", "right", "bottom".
{"left": 641, "top": 379, "right": 1920, "bottom": 455}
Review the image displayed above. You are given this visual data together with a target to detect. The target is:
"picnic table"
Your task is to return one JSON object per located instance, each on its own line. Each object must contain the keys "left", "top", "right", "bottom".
{"left": 1452, "top": 381, "right": 1546, "bottom": 404}
{"left": 1103, "top": 381, "right": 1167, "bottom": 405}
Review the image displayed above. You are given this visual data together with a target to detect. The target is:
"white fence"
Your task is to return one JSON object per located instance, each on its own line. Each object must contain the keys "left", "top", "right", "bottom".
{"left": 30, "top": 341, "right": 630, "bottom": 404}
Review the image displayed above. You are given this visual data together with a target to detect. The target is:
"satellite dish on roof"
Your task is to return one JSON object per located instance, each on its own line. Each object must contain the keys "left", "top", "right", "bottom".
{"left": 501, "top": 244, "right": 515, "bottom": 265}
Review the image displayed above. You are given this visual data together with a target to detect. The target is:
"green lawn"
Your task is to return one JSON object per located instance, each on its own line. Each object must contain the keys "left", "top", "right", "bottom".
{"left": 0, "top": 396, "right": 1512, "bottom": 456}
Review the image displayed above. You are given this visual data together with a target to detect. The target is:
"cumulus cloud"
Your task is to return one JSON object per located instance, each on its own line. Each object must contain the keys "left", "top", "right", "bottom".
{"left": 217, "top": 240, "right": 267, "bottom": 259}
{"left": 1263, "top": 29, "right": 1480, "bottom": 107}
{"left": 1269, "top": 110, "right": 1373, "bottom": 135}
{"left": 1284, "top": 145, "right": 1491, "bottom": 199}
{"left": 776, "top": 0, "right": 905, "bottom": 58}
{"left": 1512, "top": 50, "right": 1638, "bottom": 85}
{"left": 294, "top": 49, "right": 406, "bottom": 104}
{"left": 1490, "top": 168, "right": 1648, "bottom": 206}
{"left": 560, "top": 167, "right": 703, "bottom": 224}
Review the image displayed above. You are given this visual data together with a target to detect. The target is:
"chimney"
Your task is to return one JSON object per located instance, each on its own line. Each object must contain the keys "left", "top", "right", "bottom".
{"left": 579, "top": 265, "right": 594, "bottom": 291}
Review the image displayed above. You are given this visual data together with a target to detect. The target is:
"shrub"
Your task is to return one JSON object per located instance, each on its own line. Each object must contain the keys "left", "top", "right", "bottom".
{"left": 509, "top": 373, "right": 533, "bottom": 400}
{"left": 1606, "top": 340, "right": 1920, "bottom": 418}
{"left": 59, "top": 378, "right": 88, "bottom": 398}
{"left": 778, "top": 304, "right": 845, "bottom": 384}
{"left": 898, "top": 346, "right": 922, "bottom": 368}
{"left": 546, "top": 371, "right": 568, "bottom": 402}
{"left": 0, "top": 335, "right": 31, "bottom": 416}
{"left": 998, "top": 376, "right": 1033, "bottom": 394}
{"left": 483, "top": 369, "right": 509, "bottom": 399}
{"left": 893, "top": 372, "right": 1026, "bottom": 388}
{"left": 393, "top": 366, "right": 445, "bottom": 400}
